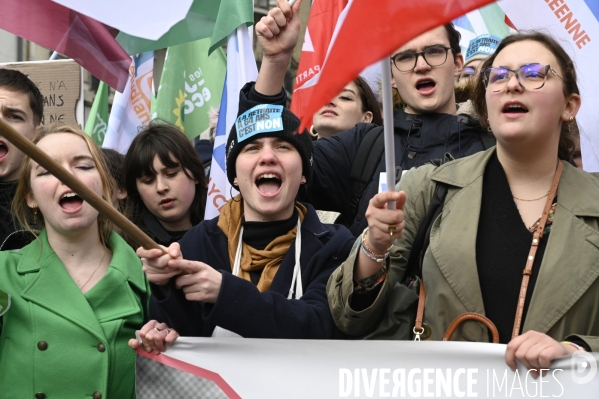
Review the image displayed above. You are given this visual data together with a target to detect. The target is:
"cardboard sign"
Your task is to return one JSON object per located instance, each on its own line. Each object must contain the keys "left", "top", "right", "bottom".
{"left": 0, "top": 59, "right": 84, "bottom": 126}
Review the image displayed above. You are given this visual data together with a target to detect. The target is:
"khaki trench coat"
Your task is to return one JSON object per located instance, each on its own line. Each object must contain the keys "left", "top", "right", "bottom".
{"left": 328, "top": 148, "right": 599, "bottom": 350}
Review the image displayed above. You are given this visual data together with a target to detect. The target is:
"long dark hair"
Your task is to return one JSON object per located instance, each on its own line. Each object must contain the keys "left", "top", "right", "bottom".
{"left": 354, "top": 76, "right": 383, "bottom": 126}
{"left": 123, "top": 120, "right": 207, "bottom": 228}
{"left": 472, "top": 31, "right": 579, "bottom": 159}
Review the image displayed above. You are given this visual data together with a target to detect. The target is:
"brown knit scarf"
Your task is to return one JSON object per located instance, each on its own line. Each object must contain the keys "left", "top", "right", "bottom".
{"left": 217, "top": 195, "right": 307, "bottom": 292}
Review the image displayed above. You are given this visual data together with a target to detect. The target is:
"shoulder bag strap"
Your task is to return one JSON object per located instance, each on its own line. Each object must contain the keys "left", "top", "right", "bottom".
{"left": 512, "top": 160, "right": 563, "bottom": 339}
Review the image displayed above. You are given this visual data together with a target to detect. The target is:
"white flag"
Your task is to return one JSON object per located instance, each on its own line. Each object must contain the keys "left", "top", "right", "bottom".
{"left": 204, "top": 26, "right": 258, "bottom": 220}
{"left": 103, "top": 52, "right": 154, "bottom": 154}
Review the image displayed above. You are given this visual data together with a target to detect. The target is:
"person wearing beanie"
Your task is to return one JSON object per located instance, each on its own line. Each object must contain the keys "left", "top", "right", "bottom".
{"left": 131, "top": 104, "right": 355, "bottom": 349}
{"left": 458, "top": 34, "right": 502, "bottom": 82}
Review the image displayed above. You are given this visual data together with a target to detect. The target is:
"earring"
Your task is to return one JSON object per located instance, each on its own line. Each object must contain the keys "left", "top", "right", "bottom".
{"left": 33, "top": 207, "right": 38, "bottom": 224}
{"left": 567, "top": 115, "right": 574, "bottom": 132}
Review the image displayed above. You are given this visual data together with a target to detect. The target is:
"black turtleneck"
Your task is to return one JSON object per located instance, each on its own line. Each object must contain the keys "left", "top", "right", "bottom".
{"left": 241, "top": 208, "right": 298, "bottom": 285}
{"left": 476, "top": 153, "right": 548, "bottom": 343}
{"left": 0, "top": 180, "right": 37, "bottom": 250}
{"left": 241, "top": 208, "right": 298, "bottom": 250}
{"left": 0, "top": 180, "right": 19, "bottom": 244}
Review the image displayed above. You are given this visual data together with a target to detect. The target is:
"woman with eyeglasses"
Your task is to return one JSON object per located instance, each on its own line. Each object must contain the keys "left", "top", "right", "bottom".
{"left": 328, "top": 31, "right": 598, "bottom": 373}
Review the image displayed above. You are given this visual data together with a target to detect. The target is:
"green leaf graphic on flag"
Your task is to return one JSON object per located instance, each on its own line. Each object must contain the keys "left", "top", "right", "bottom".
{"left": 152, "top": 38, "right": 226, "bottom": 140}
{"left": 0, "top": 290, "right": 10, "bottom": 316}
{"left": 84, "top": 82, "right": 110, "bottom": 146}
{"left": 117, "top": 0, "right": 253, "bottom": 55}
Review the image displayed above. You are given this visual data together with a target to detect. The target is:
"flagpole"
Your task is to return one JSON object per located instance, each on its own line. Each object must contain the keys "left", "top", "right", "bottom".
{"left": 0, "top": 118, "right": 166, "bottom": 254}
{"left": 381, "top": 59, "right": 396, "bottom": 210}
{"left": 237, "top": 27, "right": 248, "bottom": 83}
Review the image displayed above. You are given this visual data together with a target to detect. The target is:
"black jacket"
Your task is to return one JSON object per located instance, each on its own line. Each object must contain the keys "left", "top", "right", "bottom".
{"left": 0, "top": 181, "right": 35, "bottom": 251}
{"left": 240, "top": 82, "right": 495, "bottom": 236}
{"left": 149, "top": 202, "right": 355, "bottom": 339}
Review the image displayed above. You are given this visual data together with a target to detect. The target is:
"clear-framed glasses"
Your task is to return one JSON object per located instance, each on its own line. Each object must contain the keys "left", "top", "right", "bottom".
{"left": 391, "top": 45, "right": 453, "bottom": 72}
{"left": 458, "top": 66, "right": 478, "bottom": 81}
{"left": 482, "top": 63, "right": 564, "bottom": 92}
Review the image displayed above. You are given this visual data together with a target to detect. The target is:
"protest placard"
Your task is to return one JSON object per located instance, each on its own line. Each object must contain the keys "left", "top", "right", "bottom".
{"left": 1, "top": 59, "right": 84, "bottom": 126}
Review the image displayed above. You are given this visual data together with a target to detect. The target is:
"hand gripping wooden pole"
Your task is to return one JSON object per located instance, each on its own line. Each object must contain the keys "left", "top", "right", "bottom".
{"left": 0, "top": 118, "right": 165, "bottom": 253}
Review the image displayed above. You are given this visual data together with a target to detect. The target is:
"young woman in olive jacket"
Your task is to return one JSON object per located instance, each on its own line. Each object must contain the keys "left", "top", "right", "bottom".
{"left": 329, "top": 32, "right": 598, "bottom": 374}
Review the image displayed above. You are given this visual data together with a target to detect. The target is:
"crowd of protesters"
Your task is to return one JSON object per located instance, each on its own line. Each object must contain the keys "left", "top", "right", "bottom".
{"left": 0, "top": 0, "right": 597, "bottom": 396}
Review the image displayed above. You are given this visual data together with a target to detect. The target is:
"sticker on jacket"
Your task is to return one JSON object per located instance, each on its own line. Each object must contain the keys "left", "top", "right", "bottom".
{"left": 0, "top": 290, "right": 10, "bottom": 316}
{"left": 235, "top": 104, "right": 283, "bottom": 142}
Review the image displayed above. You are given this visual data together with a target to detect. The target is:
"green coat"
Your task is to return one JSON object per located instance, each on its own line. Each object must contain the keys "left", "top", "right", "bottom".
{"left": 0, "top": 230, "right": 149, "bottom": 399}
{"left": 328, "top": 148, "right": 599, "bottom": 350}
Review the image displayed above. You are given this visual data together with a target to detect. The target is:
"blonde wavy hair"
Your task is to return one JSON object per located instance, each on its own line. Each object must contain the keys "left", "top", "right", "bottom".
{"left": 12, "top": 124, "right": 114, "bottom": 246}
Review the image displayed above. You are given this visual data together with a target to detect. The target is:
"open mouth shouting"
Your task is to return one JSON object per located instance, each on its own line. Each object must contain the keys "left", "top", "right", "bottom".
{"left": 255, "top": 172, "right": 282, "bottom": 197}
{"left": 0, "top": 140, "right": 8, "bottom": 162}
{"left": 59, "top": 191, "right": 84, "bottom": 213}
{"left": 502, "top": 101, "right": 529, "bottom": 114}
{"left": 502, "top": 101, "right": 529, "bottom": 119}
{"left": 415, "top": 78, "right": 437, "bottom": 95}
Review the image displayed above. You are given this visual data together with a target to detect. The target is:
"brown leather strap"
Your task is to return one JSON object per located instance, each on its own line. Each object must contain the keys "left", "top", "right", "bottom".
{"left": 511, "top": 160, "right": 563, "bottom": 339}
{"left": 413, "top": 280, "right": 426, "bottom": 340}
{"left": 443, "top": 312, "right": 500, "bottom": 343}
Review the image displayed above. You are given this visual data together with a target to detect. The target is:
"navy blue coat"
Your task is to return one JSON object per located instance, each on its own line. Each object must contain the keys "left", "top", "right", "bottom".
{"left": 239, "top": 82, "right": 494, "bottom": 236}
{"left": 149, "top": 203, "right": 355, "bottom": 339}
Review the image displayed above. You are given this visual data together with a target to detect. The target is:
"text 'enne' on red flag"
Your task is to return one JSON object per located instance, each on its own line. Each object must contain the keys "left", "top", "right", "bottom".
{"left": 0, "top": 0, "right": 130, "bottom": 92}
{"left": 300, "top": 0, "right": 495, "bottom": 131}
{"left": 290, "top": 0, "right": 348, "bottom": 127}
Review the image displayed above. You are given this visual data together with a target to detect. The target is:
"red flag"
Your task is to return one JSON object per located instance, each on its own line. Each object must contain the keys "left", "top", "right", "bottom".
{"left": 300, "top": 0, "right": 495, "bottom": 130}
{"left": 0, "top": 0, "right": 130, "bottom": 92}
{"left": 290, "top": 0, "right": 348, "bottom": 126}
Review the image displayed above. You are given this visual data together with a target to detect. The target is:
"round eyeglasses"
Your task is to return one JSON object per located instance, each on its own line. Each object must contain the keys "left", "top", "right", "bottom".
{"left": 391, "top": 46, "right": 453, "bottom": 72}
{"left": 482, "top": 63, "right": 564, "bottom": 92}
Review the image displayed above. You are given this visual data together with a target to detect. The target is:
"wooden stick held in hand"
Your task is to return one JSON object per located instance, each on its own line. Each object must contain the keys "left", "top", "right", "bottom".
{"left": 0, "top": 118, "right": 165, "bottom": 253}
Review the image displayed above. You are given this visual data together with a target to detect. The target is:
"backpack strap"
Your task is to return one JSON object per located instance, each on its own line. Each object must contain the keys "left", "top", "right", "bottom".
{"left": 404, "top": 181, "right": 449, "bottom": 280}
{"left": 348, "top": 126, "right": 386, "bottom": 221}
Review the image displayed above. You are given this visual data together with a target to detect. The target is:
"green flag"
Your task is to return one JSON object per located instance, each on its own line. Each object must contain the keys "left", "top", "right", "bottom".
{"left": 152, "top": 38, "right": 226, "bottom": 140}
{"left": 84, "top": 82, "right": 109, "bottom": 146}
{"left": 117, "top": 0, "right": 253, "bottom": 56}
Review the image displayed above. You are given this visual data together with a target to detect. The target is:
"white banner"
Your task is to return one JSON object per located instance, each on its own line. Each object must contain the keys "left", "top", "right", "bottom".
{"left": 136, "top": 338, "right": 599, "bottom": 398}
